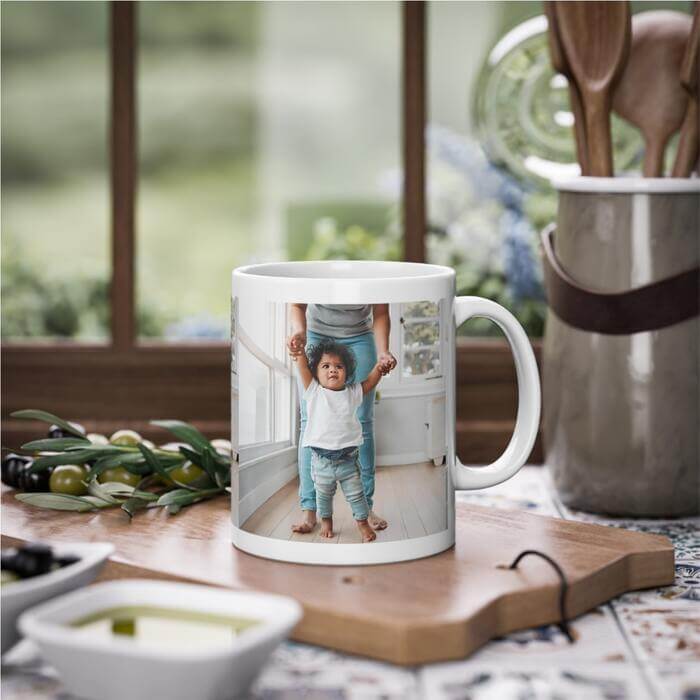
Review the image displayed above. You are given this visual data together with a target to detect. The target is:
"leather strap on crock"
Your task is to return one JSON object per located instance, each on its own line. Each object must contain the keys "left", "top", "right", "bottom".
{"left": 541, "top": 224, "right": 700, "bottom": 335}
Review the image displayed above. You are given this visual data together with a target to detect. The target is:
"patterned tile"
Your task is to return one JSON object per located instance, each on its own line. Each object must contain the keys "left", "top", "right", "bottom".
{"left": 476, "top": 606, "right": 632, "bottom": 664}
{"left": 418, "top": 661, "right": 652, "bottom": 700}
{"left": 614, "top": 600, "right": 700, "bottom": 664}
{"left": 250, "top": 642, "right": 419, "bottom": 699}
{"left": 646, "top": 663, "right": 700, "bottom": 700}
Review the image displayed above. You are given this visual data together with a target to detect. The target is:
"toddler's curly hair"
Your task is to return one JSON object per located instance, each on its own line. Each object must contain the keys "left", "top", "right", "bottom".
{"left": 306, "top": 339, "right": 357, "bottom": 384}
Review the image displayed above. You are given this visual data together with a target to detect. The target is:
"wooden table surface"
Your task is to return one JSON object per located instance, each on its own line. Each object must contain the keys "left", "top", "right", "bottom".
{"left": 2, "top": 467, "right": 699, "bottom": 699}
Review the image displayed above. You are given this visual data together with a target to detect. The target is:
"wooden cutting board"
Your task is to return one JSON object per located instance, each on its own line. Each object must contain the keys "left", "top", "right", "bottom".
{"left": 1, "top": 486, "right": 673, "bottom": 665}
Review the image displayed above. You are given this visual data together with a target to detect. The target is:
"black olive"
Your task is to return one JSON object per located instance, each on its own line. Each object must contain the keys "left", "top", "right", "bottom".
{"left": 1, "top": 548, "right": 19, "bottom": 572}
{"left": 12, "top": 543, "right": 53, "bottom": 578}
{"left": 1, "top": 453, "right": 31, "bottom": 489}
{"left": 17, "top": 464, "right": 52, "bottom": 492}
{"left": 55, "top": 554, "right": 81, "bottom": 568}
{"left": 48, "top": 422, "right": 85, "bottom": 439}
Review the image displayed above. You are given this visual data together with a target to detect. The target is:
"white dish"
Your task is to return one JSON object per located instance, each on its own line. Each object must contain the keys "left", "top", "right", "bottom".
{"left": 1, "top": 541, "right": 114, "bottom": 654}
{"left": 18, "top": 579, "right": 303, "bottom": 700}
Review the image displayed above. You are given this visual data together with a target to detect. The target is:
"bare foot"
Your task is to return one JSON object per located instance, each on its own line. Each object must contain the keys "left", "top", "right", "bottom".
{"left": 291, "top": 510, "right": 317, "bottom": 534}
{"left": 320, "top": 517, "right": 334, "bottom": 538}
{"left": 368, "top": 510, "right": 388, "bottom": 530}
{"left": 357, "top": 519, "right": 376, "bottom": 542}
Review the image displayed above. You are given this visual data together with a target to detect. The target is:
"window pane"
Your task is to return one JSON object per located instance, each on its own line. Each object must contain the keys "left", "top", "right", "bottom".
{"left": 237, "top": 294, "right": 271, "bottom": 446}
{"left": 1, "top": 2, "right": 109, "bottom": 342}
{"left": 403, "top": 321, "right": 439, "bottom": 349}
{"left": 403, "top": 301, "right": 439, "bottom": 319}
{"left": 137, "top": 2, "right": 400, "bottom": 340}
{"left": 401, "top": 301, "right": 441, "bottom": 378}
{"left": 404, "top": 348, "right": 440, "bottom": 378}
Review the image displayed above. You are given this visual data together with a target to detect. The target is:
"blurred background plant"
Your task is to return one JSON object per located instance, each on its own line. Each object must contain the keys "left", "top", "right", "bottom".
{"left": 303, "top": 125, "right": 548, "bottom": 337}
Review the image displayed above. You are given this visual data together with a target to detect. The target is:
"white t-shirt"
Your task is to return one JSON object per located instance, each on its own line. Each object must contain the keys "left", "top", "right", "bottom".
{"left": 302, "top": 379, "right": 364, "bottom": 450}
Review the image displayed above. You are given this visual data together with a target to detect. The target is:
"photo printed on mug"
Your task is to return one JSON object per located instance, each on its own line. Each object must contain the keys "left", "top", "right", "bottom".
{"left": 232, "top": 298, "right": 449, "bottom": 545}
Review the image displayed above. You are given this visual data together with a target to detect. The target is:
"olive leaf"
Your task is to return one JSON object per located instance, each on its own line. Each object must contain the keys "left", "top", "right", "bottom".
{"left": 181, "top": 472, "right": 217, "bottom": 490}
{"left": 156, "top": 487, "right": 221, "bottom": 508}
{"left": 150, "top": 420, "right": 211, "bottom": 453}
{"left": 178, "top": 445, "right": 217, "bottom": 485}
{"left": 156, "top": 488, "right": 193, "bottom": 506}
{"left": 87, "top": 480, "right": 123, "bottom": 505}
{"left": 22, "top": 437, "right": 91, "bottom": 452}
{"left": 178, "top": 445, "right": 203, "bottom": 466}
{"left": 138, "top": 444, "right": 199, "bottom": 492}
{"left": 210, "top": 450, "right": 231, "bottom": 469}
{"left": 201, "top": 447, "right": 230, "bottom": 489}
{"left": 11, "top": 409, "right": 86, "bottom": 438}
{"left": 121, "top": 496, "right": 153, "bottom": 519}
{"left": 28, "top": 449, "right": 112, "bottom": 473}
{"left": 15, "top": 493, "right": 109, "bottom": 512}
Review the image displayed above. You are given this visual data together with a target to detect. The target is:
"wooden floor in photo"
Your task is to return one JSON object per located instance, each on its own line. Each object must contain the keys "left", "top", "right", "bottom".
{"left": 241, "top": 461, "right": 448, "bottom": 543}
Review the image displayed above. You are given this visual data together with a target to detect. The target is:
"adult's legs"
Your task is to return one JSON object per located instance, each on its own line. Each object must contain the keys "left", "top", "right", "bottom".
{"left": 343, "top": 332, "right": 377, "bottom": 510}
{"left": 295, "top": 330, "right": 328, "bottom": 513}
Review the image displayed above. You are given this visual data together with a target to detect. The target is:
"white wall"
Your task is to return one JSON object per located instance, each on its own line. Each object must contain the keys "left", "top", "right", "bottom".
{"left": 375, "top": 391, "right": 446, "bottom": 466}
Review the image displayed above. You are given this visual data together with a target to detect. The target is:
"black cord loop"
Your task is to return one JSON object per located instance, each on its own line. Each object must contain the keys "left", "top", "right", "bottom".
{"left": 508, "top": 549, "right": 574, "bottom": 643}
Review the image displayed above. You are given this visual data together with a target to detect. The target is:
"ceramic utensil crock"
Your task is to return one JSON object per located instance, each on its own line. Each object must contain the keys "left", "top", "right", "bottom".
{"left": 543, "top": 177, "right": 700, "bottom": 517}
{"left": 231, "top": 261, "right": 540, "bottom": 565}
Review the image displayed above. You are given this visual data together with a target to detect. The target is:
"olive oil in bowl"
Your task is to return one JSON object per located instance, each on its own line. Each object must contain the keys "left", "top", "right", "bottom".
{"left": 71, "top": 606, "right": 259, "bottom": 651}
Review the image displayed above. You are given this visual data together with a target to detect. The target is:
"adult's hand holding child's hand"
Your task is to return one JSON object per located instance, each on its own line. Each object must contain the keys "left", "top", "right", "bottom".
{"left": 377, "top": 351, "right": 397, "bottom": 375}
{"left": 286, "top": 332, "right": 306, "bottom": 360}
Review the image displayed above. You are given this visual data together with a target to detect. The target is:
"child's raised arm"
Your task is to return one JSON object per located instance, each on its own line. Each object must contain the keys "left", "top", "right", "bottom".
{"left": 294, "top": 350, "right": 314, "bottom": 390}
{"left": 361, "top": 362, "right": 385, "bottom": 395}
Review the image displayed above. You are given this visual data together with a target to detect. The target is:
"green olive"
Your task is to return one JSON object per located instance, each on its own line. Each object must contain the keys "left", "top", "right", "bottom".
{"left": 87, "top": 433, "right": 109, "bottom": 445}
{"left": 97, "top": 467, "right": 140, "bottom": 487}
{"left": 167, "top": 461, "right": 205, "bottom": 485}
{"left": 109, "top": 430, "right": 142, "bottom": 447}
{"left": 49, "top": 465, "right": 90, "bottom": 496}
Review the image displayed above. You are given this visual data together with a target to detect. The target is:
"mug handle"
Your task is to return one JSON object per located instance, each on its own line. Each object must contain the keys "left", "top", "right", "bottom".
{"left": 452, "top": 296, "right": 541, "bottom": 490}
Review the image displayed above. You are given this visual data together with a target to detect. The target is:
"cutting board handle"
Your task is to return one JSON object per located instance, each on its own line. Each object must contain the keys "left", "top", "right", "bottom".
{"left": 452, "top": 297, "right": 541, "bottom": 489}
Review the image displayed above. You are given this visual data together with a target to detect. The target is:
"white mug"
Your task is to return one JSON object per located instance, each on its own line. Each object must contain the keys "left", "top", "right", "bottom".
{"left": 231, "top": 260, "right": 540, "bottom": 565}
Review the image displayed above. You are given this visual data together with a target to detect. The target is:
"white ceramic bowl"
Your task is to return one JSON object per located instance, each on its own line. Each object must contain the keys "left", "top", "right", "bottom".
{"left": 1, "top": 541, "right": 114, "bottom": 655}
{"left": 18, "top": 579, "right": 303, "bottom": 700}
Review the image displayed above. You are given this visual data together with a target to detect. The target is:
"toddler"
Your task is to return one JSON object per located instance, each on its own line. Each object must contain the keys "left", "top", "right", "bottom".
{"left": 291, "top": 339, "right": 391, "bottom": 542}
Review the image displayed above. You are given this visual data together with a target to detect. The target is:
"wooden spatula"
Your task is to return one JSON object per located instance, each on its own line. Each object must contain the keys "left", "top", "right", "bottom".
{"left": 544, "top": 1, "right": 589, "bottom": 175}
{"left": 554, "top": 1, "right": 631, "bottom": 177}
{"left": 672, "top": 4, "right": 699, "bottom": 177}
{"left": 612, "top": 11, "right": 692, "bottom": 177}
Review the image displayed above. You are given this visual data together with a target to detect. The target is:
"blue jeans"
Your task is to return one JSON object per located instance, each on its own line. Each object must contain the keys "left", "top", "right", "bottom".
{"left": 298, "top": 329, "right": 377, "bottom": 512}
{"left": 311, "top": 447, "right": 369, "bottom": 521}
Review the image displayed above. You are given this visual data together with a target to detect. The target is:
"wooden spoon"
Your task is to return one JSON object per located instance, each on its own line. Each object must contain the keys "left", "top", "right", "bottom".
{"left": 554, "top": 1, "right": 631, "bottom": 177}
{"left": 612, "top": 11, "right": 691, "bottom": 177}
{"left": 672, "top": 4, "right": 699, "bottom": 177}
{"left": 544, "top": 2, "right": 590, "bottom": 175}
